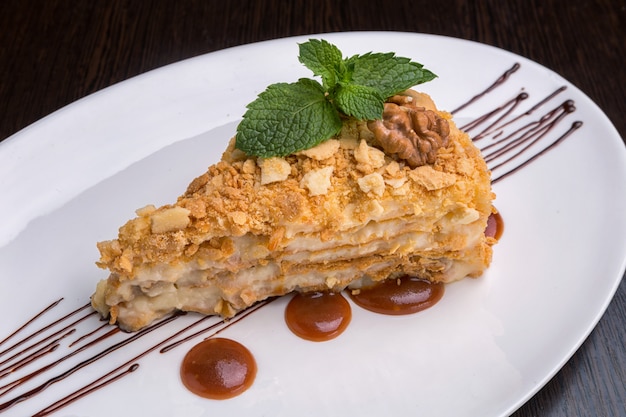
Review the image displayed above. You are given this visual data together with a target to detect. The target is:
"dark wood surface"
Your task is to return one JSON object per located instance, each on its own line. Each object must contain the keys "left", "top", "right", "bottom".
{"left": 1, "top": 1, "right": 624, "bottom": 415}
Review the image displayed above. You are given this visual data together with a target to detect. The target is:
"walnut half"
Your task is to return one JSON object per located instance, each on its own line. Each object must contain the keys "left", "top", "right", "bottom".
{"left": 367, "top": 94, "right": 450, "bottom": 168}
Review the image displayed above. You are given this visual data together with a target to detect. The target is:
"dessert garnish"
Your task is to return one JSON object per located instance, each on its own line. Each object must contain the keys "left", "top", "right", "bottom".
{"left": 235, "top": 39, "right": 436, "bottom": 157}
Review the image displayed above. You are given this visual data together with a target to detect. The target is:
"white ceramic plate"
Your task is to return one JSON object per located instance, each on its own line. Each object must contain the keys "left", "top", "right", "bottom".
{"left": 0, "top": 32, "right": 624, "bottom": 417}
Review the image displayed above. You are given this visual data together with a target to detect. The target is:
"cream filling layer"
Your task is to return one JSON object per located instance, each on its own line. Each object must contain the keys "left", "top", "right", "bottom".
{"left": 94, "top": 216, "right": 488, "bottom": 331}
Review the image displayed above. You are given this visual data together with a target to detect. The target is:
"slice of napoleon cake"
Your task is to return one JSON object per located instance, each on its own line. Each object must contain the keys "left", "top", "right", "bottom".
{"left": 92, "top": 41, "right": 496, "bottom": 331}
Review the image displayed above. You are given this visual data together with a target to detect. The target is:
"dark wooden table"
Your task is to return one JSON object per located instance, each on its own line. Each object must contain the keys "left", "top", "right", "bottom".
{"left": 1, "top": 1, "right": 624, "bottom": 415}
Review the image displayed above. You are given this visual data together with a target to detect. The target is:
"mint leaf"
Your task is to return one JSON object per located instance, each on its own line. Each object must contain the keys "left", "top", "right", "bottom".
{"left": 235, "top": 79, "right": 342, "bottom": 157}
{"left": 235, "top": 39, "right": 438, "bottom": 158}
{"left": 298, "top": 39, "right": 344, "bottom": 90}
{"left": 334, "top": 83, "right": 384, "bottom": 120}
{"left": 347, "top": 52, "right": 437, "bottom": 98}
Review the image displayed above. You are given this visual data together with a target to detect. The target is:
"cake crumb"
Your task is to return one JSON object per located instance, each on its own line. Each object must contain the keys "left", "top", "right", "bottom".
{"left": 151, "top": 207, "right": 191, "bottom": 234}
{"left": 297, "top": 139, "right": 340, "bottom": 160}
{"left": 229, "top": 211, "right": 248, "bottom": 225}
{"left": 300, "top": 166, "right": 334, "bottom": 196}
{"left": 409, "top": 165, "right": 457, "bottom": 190}
{"left": 358, "top": 172, "right": 386, "bottom": 196}
{"left": 354, "top": 139, "right": 386, "bottom": 173}
{"left": 136, "top": 205, "right": 157, "bottom": 216}
{"left": 259, "top": 157, "right": 291, "bottom": 184}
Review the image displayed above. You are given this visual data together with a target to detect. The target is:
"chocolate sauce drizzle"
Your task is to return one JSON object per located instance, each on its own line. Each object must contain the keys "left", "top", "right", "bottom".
{"left": 451, "top": 63, "right": 583, "bottom": 183}
{"left": 0, "top": 302, "right": 91, "bottom": 359}
{"left": 0, "top": 299, "right": 63, "bottom": 349}
{"left": 32, "top": 300, "right": 272, "bottom": 417}
{"left": 451, "top": 63, "right": 521, "bottom": 114}
{"left": 0, "top": 61, "right": 585, "bottom": 415}
{"left": 0, "top": 297, "right": 273, "bottom": 415}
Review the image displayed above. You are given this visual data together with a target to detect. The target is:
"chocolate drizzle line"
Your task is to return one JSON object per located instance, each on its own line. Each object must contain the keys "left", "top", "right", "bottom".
{"left": 491, "top": 121, "right": 582, "bottom": 183}
{"left": 32, "top": 364, "right": 140, "bottom": 417}
{"left": 0, "top": 330, "right": 73, "bottom": 377}
{"left": 32, "top": 299, "right": 273, "bottom": 417}
{"left": 0, "top": 302, "right": 90, "bottom": 359}
{"left": 452, "top": 64, "right": 583, "bottom": 183}
{"left": 0, "top": 311, "right": 96, "bottom": 374}
{"left": 472, "top": 86, "right": 568, "bottom": 141}
{"left": 69, "top": 322, "right": 111, "bottom": 348}
{"left": 451, "top": 62, "right": 521, "bottom": 114}
{"left": 160, "top": 298, "right": 274, "bottom": 353}
{"left": 0, "top": 328, "right": 119, "bottom": 402}
{"left": 483, "top": 100, "right": 575, "bottom": 163}
{"left": 459, "top": 92, "right": 529, "bottom": 139}
{"left": 0, "top": 314, "right": 178, "bottom": 412}
{"left": 0, "top": 299, "right": 63, "bottom": 349}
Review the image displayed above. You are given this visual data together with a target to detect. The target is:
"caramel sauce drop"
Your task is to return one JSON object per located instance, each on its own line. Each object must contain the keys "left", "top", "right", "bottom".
{"left": 284, "top": 292, "right": 352, "bottom": 341}
{"left": 485, "top": 211, "right": 504, "bottom": 240}
{"left": 350, "top": 276, "right": 444, "bottom": 315}
{"left": 180, "top": 338, "right": 256, "bottom": 400}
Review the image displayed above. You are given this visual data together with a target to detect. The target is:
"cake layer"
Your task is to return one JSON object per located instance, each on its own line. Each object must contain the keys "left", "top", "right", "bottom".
{"left": 94, "top": 242, "right": 489, "bottom": 331}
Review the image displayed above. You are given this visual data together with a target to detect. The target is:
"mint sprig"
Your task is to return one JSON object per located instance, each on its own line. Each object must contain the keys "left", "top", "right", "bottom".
{"left": 235, "top": 39, "right": 436, "bottom": 158}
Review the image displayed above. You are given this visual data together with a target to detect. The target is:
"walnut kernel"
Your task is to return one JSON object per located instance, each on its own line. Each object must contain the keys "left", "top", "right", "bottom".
{"left": 368, "top": 94, "right": 450, "bottom": 168}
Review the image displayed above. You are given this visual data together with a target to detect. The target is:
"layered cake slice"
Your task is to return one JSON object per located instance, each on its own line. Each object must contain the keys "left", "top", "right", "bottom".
{"left": 92, "top": 89, "right": 495, "bottom": 331}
